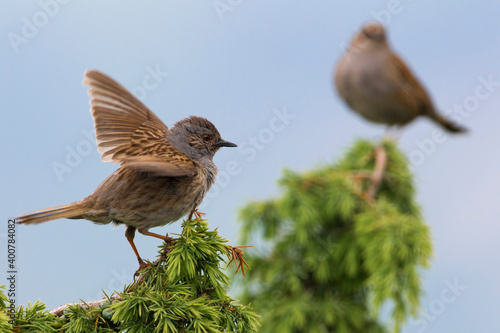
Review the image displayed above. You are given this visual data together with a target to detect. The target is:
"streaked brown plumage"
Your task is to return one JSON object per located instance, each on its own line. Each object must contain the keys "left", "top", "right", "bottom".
{"left": 335, "top": 23, "right": 467, "bottom": 133}
{"left": 16, "top": 70, "right": 237, "bottom": 269}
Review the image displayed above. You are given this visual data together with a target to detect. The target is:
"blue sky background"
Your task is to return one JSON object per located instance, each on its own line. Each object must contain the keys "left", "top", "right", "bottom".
{"left": 1, "top": 1, "right": 499, "bottom": 331}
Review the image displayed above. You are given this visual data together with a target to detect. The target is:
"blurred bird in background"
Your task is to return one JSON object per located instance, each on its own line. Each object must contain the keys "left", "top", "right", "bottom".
{"left": 334, "top": 23, "right": 467, "bottom": 134}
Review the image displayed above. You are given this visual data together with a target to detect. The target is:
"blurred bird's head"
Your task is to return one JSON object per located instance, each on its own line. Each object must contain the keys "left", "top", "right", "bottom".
{"left": 361, "top": 23, "right": 387, "bottom": 42}
{"left": 351, "top": 23, "right": 388, "bottom": 50}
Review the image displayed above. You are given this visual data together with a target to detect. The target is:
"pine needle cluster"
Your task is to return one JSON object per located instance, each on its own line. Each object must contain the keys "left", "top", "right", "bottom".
{"left": 237, "top": 139, "right": 432, "bottom": 333}
{"left": 2, "top": 219, "right": 259, "bottom": 332}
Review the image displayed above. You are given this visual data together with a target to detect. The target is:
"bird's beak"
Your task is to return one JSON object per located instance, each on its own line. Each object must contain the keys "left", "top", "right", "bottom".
{"left": 216, "top": 139, "right": 237, "bottom": 148}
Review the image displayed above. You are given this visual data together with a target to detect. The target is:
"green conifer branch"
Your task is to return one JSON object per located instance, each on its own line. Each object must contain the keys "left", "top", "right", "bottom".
{"left": 2, "top": 219, "right": 259, "bottom": 332}
{"left": 237, "top": 139, "right": 432, "bottom": 333}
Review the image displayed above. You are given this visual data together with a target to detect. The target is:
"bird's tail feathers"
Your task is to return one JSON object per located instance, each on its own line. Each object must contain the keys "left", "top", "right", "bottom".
{"left": 16, "top": 203, "right": 88, "bottom": 225}
{"left": 428, "top": 113, "right": 468, "bottom": 134}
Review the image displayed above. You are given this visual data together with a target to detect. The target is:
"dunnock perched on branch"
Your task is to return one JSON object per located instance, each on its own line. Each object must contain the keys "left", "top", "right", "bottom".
{"left": 335, "top": 23, "right": 467, "bottom": 133}
{"left": 16, "top": 70, "right": 237, "bottom": 269}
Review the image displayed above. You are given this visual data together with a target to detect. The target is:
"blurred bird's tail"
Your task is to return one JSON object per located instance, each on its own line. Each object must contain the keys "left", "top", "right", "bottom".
{"left": 16, "top": 203, "right": 88, "bottom": 225}
{"left": 428, "top": 113, "right": 468, "bottom": 133}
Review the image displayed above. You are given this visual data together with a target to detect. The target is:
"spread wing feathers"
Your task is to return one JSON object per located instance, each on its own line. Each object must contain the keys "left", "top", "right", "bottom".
{"left": 83, "top": 70, "right": 197, "bottom": 177}
{"left": 119, "top": 121, "right": 197, "bottom": 176}
{"left": 83, "top": 69, "right": 167, "bottom": 162}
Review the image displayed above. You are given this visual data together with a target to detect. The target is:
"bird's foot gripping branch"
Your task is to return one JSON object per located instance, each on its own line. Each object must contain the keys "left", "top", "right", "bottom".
{"left": 4, "top": 218, "right": 259, "bottom": 332}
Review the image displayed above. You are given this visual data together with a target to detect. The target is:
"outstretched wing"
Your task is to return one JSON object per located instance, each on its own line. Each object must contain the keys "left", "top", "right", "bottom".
{"left": 83, "top": 70, "right": 196, "bottom": 177}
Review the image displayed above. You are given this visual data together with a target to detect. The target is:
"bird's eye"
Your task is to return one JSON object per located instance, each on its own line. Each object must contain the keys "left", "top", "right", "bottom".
{"left": 202, "top": 134, "right": 212, "bottom": 142}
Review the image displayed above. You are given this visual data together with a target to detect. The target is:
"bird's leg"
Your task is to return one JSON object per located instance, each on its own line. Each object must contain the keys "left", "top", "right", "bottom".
{"left": 383, "top": 125, "right": 402, "bottom": 142}
{"left": 187, "top": 201, "right": 205, "bottom": 222}
{"left": 125, "top": 226, "right": 148, "bottom": 276}
{"left": 138, "top": 228, "right": 173, "bottom": 255}
{"left": 383, "top": 126, "right": 392, "bottom": 140}
{"left": 393, "top": 126, "right": 403, "bottom": 140}
{"left": 187, "top": 203, "right": 197, "bottom": 221}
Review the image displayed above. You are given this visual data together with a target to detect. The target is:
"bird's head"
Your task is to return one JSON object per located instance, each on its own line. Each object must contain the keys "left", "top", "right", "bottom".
{"left": 169, "top": 116, "right": 237, "bottom": 161}
{"left": 350, "top": 23, "right": 388, "bottom": 51}
{"left": 361, "top": 23, "right": 387, "bottom": 42}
